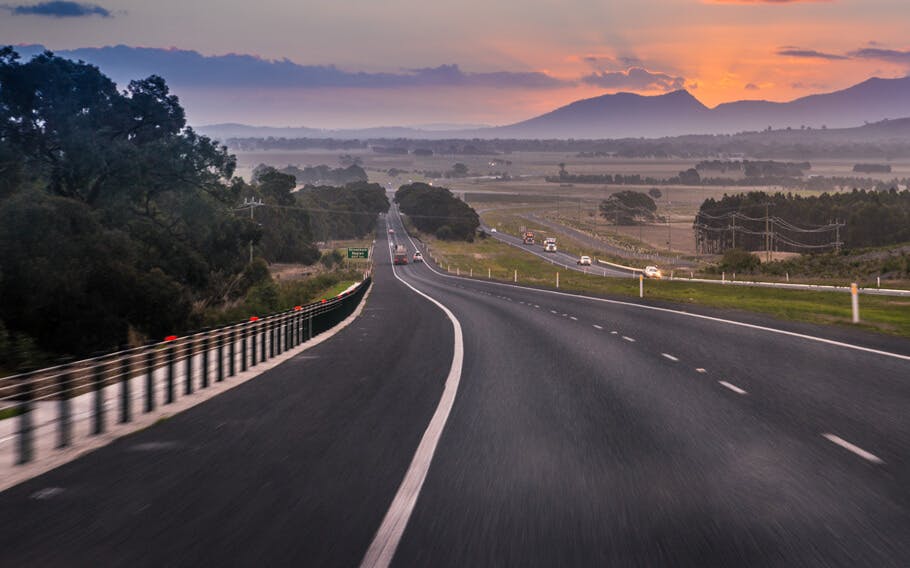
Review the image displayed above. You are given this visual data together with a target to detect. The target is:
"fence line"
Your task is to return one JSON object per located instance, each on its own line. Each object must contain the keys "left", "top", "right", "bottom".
{"left": 1, "top": 277, "right": 372, "bottom": 467}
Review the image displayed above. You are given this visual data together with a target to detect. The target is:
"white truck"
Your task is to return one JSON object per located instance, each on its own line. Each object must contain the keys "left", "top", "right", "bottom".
{"left": 543, "top": 237, "right": 557, "bottom": 252}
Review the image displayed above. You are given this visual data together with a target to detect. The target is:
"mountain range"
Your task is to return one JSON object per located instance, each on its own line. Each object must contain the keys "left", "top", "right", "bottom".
{"left": 200, "top": 76, "right": 910, "bottom": 140}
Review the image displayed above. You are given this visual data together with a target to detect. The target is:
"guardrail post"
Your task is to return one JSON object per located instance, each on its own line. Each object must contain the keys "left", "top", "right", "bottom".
{"left": 229, "top": 329, "right": 237, "bottom": 376}
{"left": 308, "top": 314, "right": 313, "bottom": 341}
{"left": 92, "top": 362, "right": 105, "bottom": 435}
{"left": 166, "top": 345, "right": 176, "bottom": 404}
{"left": 201, "top": 336, "right": 210, "bottom": 388}
{"left": 851, "top": 283, "right": 860, "bottom": 323}
{"left": 250, "top": 324, "right": 257, "bottom": 368}
{"left": 17, "top": 375, "right": 34, "bottom": 464}
{"left": 269, "top": 320, "right": 276, "bottom": 359}
{"left": 241, "top": 328, "right": 249, "bottom": 372}
{"left": 184, "top": 339, "right": 194, "bottom": 396}
{"left": 58, "top": 370, "right": 72, "bottom": 448}
{"left": 120, "top": 353, "right": 131, "bottom": 423}
{"left": 260, "top": 323, "right": 267, "bottom": 363}
{"left": 217, "top": 333, "right": 225, "bottom": 382}
{"left": 145, "top": 348, "right": 155, "bottom": 412}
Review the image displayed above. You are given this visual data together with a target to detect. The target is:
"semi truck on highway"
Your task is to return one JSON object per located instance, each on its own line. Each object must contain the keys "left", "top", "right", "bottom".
{"left": 393, "top": 245, "right": 408, "bottom": 265}
{"left": 543, "top": 237, "right": 557, "bottom": 252}
{"left": 522, "top": 231, "right": 535, "bottom": 245}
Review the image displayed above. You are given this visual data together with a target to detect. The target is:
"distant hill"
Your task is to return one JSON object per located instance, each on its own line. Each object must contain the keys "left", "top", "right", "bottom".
{"left": 203, "top": 79, "right": 910, "bottom": 141}
{"left": 485, "top": 76, "right": 910, "bottom": 138}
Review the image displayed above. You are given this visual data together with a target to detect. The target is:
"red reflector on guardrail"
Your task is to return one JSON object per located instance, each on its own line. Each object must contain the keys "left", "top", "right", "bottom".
{"left": 249, "top": 316, "right": 259, "bottom": 322}
{"left": 321, "top": 299, "right": 327, "bottom": 304}
{"left": 294, "top": 306, "right": 302, "bottom": 311}
{"left": 164, "top": 335, "right": 178, "bottom": 342}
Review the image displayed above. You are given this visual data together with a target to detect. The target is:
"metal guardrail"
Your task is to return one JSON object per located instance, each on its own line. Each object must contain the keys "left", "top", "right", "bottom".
{"left": 0, "top": 276, "right": 372, "bottom": 466}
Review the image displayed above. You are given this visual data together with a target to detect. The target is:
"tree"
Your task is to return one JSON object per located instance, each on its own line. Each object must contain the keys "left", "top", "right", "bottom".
{"left": 599, "top": 191, "right": 657, "bottom": 225}
{"left": 0, "top": 48, "right": 262, "bottom": 356}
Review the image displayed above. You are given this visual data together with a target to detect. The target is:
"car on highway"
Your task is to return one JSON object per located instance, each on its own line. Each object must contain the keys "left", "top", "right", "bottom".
{"left": 388, "top": 228, "right": 395, "bottom": 234}
{"left": 644, "top": 265, "right": 663, "bottom": 279}
{"left": 490, "top": 228, "right": 497, "bottom": 233}
{"left": 577, "top": 255, "right": 592, "bottom": 266}
{"left": 413, "top": 251, "right": 423, "bottom": 263}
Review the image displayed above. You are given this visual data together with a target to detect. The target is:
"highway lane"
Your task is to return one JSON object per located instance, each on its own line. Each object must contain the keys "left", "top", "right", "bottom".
{"left": 0, "top": 224, "right": 456, "bottom": 567}
{"left": 475, "top": 225, "right": 634, "bottom": 278}
{"left": 386, "top": 207, "right": 910, "bottom": 566}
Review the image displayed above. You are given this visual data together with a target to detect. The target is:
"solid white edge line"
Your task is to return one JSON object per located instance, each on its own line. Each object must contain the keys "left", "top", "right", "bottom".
{"left": 661, "top": 353, "right": 679, "bottom": 362}
{"left": 360, "top": 227, "right": 465, "bottom": 568}
{"left": 718, "top": 381, "right": 747, "bottom": 395}
{"left": 400, "top": 215, "right": 910, "bottom": 364}
{"left": 822, "top": 433, "right": 885, "bottom": 464}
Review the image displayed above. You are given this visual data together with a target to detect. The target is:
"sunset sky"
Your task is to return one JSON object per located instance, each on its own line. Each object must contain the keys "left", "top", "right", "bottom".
{"left": 3, "top": 0, "right": 909, "bottom": 128}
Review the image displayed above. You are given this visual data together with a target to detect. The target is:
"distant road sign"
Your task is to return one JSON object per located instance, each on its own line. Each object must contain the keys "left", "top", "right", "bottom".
{"left": 348, "top": 247, "right": 370, "bottom": 259}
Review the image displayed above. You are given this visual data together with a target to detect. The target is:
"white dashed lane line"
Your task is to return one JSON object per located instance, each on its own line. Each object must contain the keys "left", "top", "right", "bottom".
{"left": 718, "top": 381, "right": 747, "bottom": 395}
{"left": 661, "top": 353, "right": 679, "bottom": 362}
{"left": 611, "top": 331, "right": 618, "bottom": 335}
{"left": 592, "top": 324, "right": 603, "bottom": 330}
{"left": 695, "top": 368, "right": 707, "bottom": 374}
{"left": 622, "top": 336, "right": 636, "bottom": 343}
{"left": 550, "top": 310, "right": 558, "bottom": 314}
{"left": 569, "top": 316, "right": 578, "bottom": 321}
{"left": 822, "top": 433, "right": 885, "bottom": 464}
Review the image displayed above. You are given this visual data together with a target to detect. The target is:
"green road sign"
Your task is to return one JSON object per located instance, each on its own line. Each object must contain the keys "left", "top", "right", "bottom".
{"left": 347, "top": 247, "right": 370, "bottom": 259}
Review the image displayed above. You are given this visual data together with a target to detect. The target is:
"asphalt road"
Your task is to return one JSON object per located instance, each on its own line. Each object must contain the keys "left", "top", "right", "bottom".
{"left": 2, "top": 208, "right": 909, "bottom": 566}
{"left": 480, "top": 226, "right": 634, "bottom": 278}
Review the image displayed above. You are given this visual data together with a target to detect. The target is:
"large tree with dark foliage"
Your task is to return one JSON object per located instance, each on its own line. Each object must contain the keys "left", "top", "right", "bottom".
{"left": 599, "top": 190, "right": 657, "bottom": 225}
{"left": 0, "top": 48, "right": 259, "bottom": 360}
{"left": 395, "top": 183, "right": 479, "bottom": 240}
{"left": 297, "top": 181, "right": 389, "bottom": 241}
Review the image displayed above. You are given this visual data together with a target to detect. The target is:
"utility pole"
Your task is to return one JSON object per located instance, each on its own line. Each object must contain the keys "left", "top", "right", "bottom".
{"left": 666, "top": 190, "right": 672, "bottom": 257}
{"left": 765, "top": 203, "right": 771, "bottom": 262}
{"left": 835, "top": 218, "right": 841, "bottom": 253}
{"left": 239, "top": 197, "right": 265, "bottom": 264}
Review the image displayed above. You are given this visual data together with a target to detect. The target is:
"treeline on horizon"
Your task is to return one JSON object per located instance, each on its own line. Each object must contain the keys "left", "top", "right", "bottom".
{"left": 0, "top": 48, "right": 387, "bottom": 368}
{"left": 696, "top": 190, "right": 910, "bottom": 252}
{"left": 223, "top": 125, "right": 910, "bottom": 160}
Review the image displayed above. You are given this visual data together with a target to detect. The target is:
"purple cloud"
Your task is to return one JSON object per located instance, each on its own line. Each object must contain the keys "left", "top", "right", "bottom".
{"left": 848, "top": 47, "right": 910, "bottom": 64}
{"left": 581, "top": 67, "right": 686, "bottom": 91}
{"left": 777, "top": 48, "right": 848, "bottom": 60}
{"left": 4, "top": 1, "right": 111, "bottom": 17}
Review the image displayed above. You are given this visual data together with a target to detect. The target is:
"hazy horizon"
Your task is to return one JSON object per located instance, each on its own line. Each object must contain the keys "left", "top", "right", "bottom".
{"left": 4, "top": 0, "right": 910, "bottom": 129}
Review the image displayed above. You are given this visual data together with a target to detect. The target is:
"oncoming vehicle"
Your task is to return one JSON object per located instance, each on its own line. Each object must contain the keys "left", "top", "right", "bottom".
{"left": 413, "top": 251, "right": 423, "bottom": 263}
{"left": 644, "top": 266, "right": 663, "bottom": 279}
{"left": 577, "top": 255, "right": 592, "bottom": 266}
{"left": 490, "top": 228, "right": 498, "bottom": 233}
{"left": 388, "top": 228, "right": 395, "bottom": 234}
{"left": 543, "top": 237, "right": 557, "bottom": 252}
{"left": 393, "top": 244, "right": 408, "bottom": 265}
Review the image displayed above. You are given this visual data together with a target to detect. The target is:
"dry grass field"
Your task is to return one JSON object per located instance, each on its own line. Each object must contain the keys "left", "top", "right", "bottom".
{"left": 234, "top": 148, "right": 910, "bottom": 257}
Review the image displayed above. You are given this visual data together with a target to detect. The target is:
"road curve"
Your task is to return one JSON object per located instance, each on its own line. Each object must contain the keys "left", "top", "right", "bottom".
{"left": 0, "top": 206, "right": 908, "bottom": 567}
{"left": 387, "top": 206, "right": 910, "bottom": 567}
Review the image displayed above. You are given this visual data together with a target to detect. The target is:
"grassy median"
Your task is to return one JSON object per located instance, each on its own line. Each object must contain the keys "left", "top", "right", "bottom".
{"left": 420, "top": 233, "right": 910, "bottom": 339}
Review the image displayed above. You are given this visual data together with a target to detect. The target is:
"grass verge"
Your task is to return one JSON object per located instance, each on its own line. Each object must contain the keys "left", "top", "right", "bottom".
{"left": 422, "top": 233, "right": 910, "bottom": 338}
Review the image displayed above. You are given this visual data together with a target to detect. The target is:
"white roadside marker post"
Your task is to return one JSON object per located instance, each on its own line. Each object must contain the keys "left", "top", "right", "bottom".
{"left": 851, "top": 282, "right": 860, "bottom": 323}
{"left": 514, "top": 269, "right": 518, "bottom": 283}
{"left": 556, "top": 272, "right": 559, "bottom": 289}
{"left": 639, "top": 274, "right": 644, "bottom": 298}
{"left": 488, "top": 267, "right": 491, "bottom": 280}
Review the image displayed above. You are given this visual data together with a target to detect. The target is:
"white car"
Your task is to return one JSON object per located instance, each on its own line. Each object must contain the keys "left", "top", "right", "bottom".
{"left": 490, "top": 228, "right": 498, "bottom": 233}
{"left": 577, "top": 255, "right": 592, "bottom": 266}
{"left": 644, "top": 266, "right": 663, "bottom": 279}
